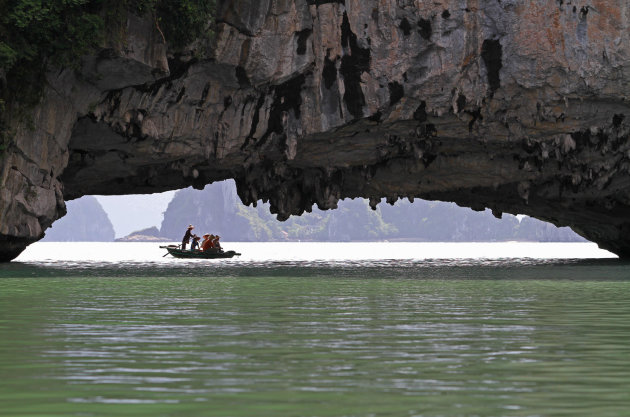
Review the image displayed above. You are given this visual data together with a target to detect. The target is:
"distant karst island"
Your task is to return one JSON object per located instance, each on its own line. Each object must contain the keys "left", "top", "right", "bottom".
{"left": 48, "top": 181, "right": 584, "bottom": 244}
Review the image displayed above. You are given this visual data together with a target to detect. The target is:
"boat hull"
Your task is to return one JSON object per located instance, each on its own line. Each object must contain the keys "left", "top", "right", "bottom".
{"left": 160, "top": 245, "right": 240, "bottom": 259}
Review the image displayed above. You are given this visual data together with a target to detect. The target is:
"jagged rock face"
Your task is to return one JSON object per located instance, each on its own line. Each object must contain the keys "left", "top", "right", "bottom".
{"left": 2, "top": 0, "right": 630, "bottom": 260}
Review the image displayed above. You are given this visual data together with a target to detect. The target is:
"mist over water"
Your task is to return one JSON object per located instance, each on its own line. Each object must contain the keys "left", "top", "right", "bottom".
{"left": 1, "top": 243, "right": 629, "bottom": 416}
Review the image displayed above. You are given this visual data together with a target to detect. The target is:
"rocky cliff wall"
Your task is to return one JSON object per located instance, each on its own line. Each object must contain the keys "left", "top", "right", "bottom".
{"left": 1, "top": 0, "right": 630, "bottom": 260}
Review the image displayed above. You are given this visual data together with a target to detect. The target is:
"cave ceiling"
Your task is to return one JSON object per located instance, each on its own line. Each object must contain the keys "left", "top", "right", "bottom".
{"left": 2, "top": 0, "right": 630, "bottom": 260}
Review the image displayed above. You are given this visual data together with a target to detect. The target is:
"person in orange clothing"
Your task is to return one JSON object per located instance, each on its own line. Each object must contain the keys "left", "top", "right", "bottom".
{"left": 201, "top": 234, "right": 215, "bottom": 251}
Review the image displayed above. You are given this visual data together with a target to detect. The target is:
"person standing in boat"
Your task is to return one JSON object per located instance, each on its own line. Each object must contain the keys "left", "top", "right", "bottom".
{"left": 181, "top": 225, "right": 194, "bottom": 250}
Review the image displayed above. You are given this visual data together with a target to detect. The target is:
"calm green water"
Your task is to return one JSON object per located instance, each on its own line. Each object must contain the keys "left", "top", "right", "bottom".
{"left": 1, "top": 258, "right": 630, "bottom": 417}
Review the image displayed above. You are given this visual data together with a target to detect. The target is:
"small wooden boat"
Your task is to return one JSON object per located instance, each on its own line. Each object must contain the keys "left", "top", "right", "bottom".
{"left": 160, "top": 245, "right": 240, "bottom": 259}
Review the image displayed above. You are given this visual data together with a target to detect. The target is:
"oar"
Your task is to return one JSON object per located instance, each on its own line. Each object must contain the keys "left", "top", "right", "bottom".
{"left": 162, "top": 246, "right": 173, "bottom": 257}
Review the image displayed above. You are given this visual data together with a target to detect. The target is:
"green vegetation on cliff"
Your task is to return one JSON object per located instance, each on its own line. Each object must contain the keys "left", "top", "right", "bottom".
{"left": 0, "top": 0, "right": 103, "bottom": 72}
{"left": 0, "top": 0, "right": 215, "bottom": 73}
{"left": 0, "top": 0, "right": 215, "bottom": 151}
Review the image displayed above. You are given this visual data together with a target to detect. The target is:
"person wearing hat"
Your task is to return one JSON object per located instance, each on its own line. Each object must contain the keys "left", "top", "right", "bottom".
{"left": 201, "top": 234, "right": 214, "bottom": 251}
{"left": 212, "top": 235, "right": 222, "bottom": 250}
{"left": 190, "top": 234, "right": 201, "bottom": 251}
{"left": 181, "top": 225, "right": 194, "bottom": 250}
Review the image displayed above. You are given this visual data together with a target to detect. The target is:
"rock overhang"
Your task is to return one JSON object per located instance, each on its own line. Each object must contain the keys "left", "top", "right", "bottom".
{"left": 2, "top": 0, "right": 630, "bottom": 260}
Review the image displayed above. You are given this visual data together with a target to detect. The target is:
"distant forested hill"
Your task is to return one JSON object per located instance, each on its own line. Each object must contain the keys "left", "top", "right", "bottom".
{"left": 160, "top": 181, "right": 585, "bottom": 243}
{"left": 43, "top": 196, "right": 115, "bottom": 241}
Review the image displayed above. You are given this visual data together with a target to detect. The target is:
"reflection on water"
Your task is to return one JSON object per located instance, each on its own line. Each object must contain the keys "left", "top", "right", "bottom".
{"left": 3, "top": 257, "right": 630, "bottom": 281}
{"left": 1, "top": 243, "right": 629, "bottom": 416}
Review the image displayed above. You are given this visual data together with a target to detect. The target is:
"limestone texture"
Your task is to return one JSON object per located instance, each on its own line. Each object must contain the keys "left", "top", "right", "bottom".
{"left": 2, "top": 0, "right": 630, "bottom": 260}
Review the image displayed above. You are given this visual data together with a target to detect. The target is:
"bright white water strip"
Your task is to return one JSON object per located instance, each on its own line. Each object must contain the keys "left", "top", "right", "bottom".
{"left": 16, "top": 241, "right": 616, "bottom": 263}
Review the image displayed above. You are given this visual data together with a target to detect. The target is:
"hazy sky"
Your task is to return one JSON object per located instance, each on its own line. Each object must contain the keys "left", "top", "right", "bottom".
{"left": 95, "top": 191, "right": 177, "bottom": 238}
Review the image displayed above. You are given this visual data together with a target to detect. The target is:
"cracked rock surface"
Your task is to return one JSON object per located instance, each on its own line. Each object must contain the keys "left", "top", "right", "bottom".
{"left": 2, "top": 0, "right": 630, "bottom": 260}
